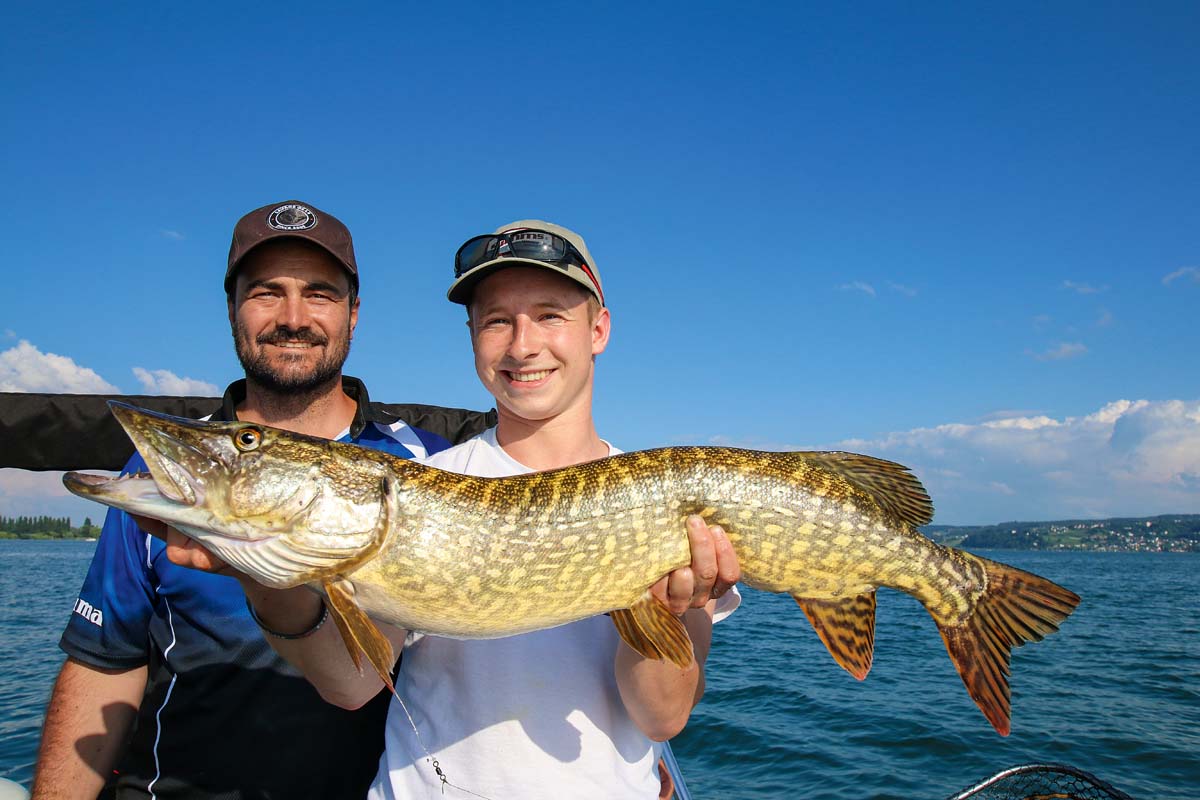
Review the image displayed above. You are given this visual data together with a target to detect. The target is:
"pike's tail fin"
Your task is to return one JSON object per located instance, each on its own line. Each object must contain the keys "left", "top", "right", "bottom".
{"left": 934, "top": 553, "right": 1079, "bottom": 736}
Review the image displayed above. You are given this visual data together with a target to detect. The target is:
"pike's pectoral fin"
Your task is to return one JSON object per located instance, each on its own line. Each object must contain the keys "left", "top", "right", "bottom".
{"left": 794, "top": 591, "right": 877, "bottom": 680}
{"left": 610, "top": 591, "right": 694, "bottom": 669}
{"left": 323, "top": 578, "right": 397, "bottom": 694}
{"left": 935, "top": 553, "right": 1080, "bottom": 736}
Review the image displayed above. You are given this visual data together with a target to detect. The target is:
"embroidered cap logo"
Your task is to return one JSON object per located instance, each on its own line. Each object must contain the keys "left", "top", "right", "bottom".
{"left": 267, "top": 203, "right": 318, "bottom": 231}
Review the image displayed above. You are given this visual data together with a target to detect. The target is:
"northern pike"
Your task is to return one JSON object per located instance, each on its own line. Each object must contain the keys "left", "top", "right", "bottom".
{"left": 65, "top": 402, "right": 1079, "bottom": 735}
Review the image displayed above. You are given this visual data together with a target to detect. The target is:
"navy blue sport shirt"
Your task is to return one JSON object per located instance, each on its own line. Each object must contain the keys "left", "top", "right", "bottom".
{"left": 60, "top": 377, "right": 451, "bottom": 800}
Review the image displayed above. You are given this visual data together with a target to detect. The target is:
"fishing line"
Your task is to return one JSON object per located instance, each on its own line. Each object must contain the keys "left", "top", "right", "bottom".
{"left": 388, "top": 685, "right": 495, "bottom": 799}
{"left": 374, "top": 481, "right": 495, "bottom": 798}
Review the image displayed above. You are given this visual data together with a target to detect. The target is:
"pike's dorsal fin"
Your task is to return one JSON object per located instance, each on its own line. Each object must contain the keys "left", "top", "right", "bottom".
{"left": 610, "top": 591, "right": 694, "bottom": 669}
{"left": 791, "top": 451, "right": 933, "bottom": 527}
{"left": 794, "top": 591, "right": 877, "bottom": 680}
{"left": 323, "top": 578, "right": 396, "bottom": 694}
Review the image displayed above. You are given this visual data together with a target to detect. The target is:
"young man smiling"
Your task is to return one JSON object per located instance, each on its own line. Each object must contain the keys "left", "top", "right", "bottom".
{"left": 244, "top": 220, "right": 742, "bottom": 798}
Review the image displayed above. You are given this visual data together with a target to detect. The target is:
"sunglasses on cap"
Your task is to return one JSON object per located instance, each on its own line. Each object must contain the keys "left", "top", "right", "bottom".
{"left": 454, "top": 229, "right": 588, "bottom": 277}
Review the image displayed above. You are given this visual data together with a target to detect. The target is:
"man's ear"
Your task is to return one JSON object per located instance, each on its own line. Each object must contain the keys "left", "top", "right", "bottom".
{"left": 349, "top": 297, "right": 360, "bottom": 339}
{"left": 591, "top": 306, "right": 611, "bottom": 356}
{"left": 227, "top": 297, "right": 236, "bottom": 329}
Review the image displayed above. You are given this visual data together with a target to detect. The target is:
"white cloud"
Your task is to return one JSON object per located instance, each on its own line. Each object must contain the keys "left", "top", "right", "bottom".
{"left": 982, "top": 415, "right": 1060, "bottom": 430}
{"left": 1062, "top": 280, "right": 1108, "bottom": 294}
{"left": 980, "top": 408, "right": 1045, "bottom": 422}
{"left": 1030, "top": 342, "right": 1087, "bottom": 361}
{"left": 132, "top": 367, "right": 219, "bottom": 396}
{"left": 3, "top": 330, "right": 14, "bottom": 339}
{"left": 706, "top": 398, "right": 1200, "bottom": 524}
{"left": 887, "top": 281, "right": 917, "bottom": 297}
{"left": 1095, "top": 308, "right": 1113, "bottom": 327}
{"left": 831, "top": 399, "right": 1199, "bottom": 523}
{"left": 161, "top": 229, "right": 185, "bottom": 240}
{"left": 0, "top": 340, "right": 119, "bottom": 393}
{"left": 1085, "top": 398, "right": 1148, "bottom": 424}
{"left": 1162, "top": 266, "right": 1199, "bottom": 286}
{"left": 837, "top": 281, "right": 876, "bottom": 297}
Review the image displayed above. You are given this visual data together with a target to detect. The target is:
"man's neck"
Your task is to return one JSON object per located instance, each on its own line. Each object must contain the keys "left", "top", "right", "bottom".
{"left": 494, "top": 406, "right": 608, "bottom": 471}
{"left": 236, "top": 376, "right": 358, "bottom": 439}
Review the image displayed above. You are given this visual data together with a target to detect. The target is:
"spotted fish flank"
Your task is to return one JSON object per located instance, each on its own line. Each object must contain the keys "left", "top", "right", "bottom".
{"left": 65, "top": 403, "right": 1080, "bottom": 736}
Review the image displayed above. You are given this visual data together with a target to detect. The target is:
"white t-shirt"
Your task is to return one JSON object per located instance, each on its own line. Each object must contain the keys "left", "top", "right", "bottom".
{"left": 369, "top": 427, "right": 740, "bottom": 800}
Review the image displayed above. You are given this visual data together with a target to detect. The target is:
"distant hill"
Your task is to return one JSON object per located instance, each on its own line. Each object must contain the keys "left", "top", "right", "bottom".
{"left": 922, "top": 514, "right": 1200, "bottom": 552}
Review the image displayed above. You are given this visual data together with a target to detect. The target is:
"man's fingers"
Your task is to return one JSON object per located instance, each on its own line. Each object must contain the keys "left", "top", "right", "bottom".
{"left": 165, "top": 526, "right": 200, "bottom": 567}
{"left": 685, "top": 515, "right": 718, "bottom": 608}
{"left": 647, "top": 517, "right": 742, "bottom": 623}
{"left": 164, "top": 526, "right": 231, "bottom": 574}
{"left": 665, "top": 568, "right": 693, "bottom": 616}
{"left": 709, "top": 525, "right": 741, "bottom": 599}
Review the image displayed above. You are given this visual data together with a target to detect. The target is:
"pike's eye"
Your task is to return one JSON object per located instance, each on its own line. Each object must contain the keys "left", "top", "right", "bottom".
{"left": 234, "top": 429, "right": 262, "bottom": 451}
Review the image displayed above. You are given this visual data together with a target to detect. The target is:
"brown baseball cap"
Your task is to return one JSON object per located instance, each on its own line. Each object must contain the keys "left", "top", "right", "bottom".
{"left": 225, "top": 200, "right": 358, "bottom": 293}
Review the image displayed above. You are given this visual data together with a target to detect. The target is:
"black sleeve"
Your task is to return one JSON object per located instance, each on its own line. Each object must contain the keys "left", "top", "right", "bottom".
{"left": 0, "top": 392, "right": 497, "bottom": 471}
{"left": 0, "top": 392, "right": 223, "bottom": 471}
{"left": 371, "top": 402, "right": 497, "bottom": 445}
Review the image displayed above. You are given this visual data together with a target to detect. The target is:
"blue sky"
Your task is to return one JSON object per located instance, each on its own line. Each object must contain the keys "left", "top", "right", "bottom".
{"left": 2, "top": 2, "right": 1198, "bottom": 525}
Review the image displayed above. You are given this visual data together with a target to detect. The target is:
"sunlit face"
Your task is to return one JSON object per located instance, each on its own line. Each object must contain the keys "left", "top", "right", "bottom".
{"left": 468, "top": 267, "right": 609, "bottom": 425}
{"left": 229, "top": 240, "right": 359, "bottom": 395}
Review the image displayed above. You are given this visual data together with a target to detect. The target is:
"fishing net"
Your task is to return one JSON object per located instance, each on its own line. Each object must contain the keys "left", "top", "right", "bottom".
{"left": 946, "top": 763, "right": 1135, "bottom": 800}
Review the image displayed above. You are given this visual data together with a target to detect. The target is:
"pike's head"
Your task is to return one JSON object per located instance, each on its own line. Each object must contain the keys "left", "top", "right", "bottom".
{"left": 64, "top": 402, "right": 393, "bottom": 588}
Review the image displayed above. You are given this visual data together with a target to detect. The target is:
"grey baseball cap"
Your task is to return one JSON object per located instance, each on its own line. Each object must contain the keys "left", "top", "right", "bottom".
{"left": 447, "top": 219, "right": 604, "bottom": 306}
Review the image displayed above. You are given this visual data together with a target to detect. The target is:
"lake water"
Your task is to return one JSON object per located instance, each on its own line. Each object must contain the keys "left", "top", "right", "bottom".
{"left": 1, "top": 542, "right": 1196, "bottom": 798}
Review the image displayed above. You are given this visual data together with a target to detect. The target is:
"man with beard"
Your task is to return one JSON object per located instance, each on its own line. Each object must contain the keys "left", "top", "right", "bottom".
{"left": 32, "top": 201, "right": 492, "bottom": 800}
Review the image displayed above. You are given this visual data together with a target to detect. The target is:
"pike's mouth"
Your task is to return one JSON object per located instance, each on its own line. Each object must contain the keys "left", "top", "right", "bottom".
{"left": 134, "top": 425, "right": 215, "bottom": 507}
{"left": 64, "top": 471, "right": 157, "bottom": 492}
{"left": 63, "top": 421, "right": 213, "bottom": 513}
{"left": 62, "top": 470, "right": 182, "bottom": 510}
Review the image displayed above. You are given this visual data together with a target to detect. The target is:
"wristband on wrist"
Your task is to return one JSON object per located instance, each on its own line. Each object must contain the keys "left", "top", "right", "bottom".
{"left": 246, "top": 597, "right": 328, "bottom": 640}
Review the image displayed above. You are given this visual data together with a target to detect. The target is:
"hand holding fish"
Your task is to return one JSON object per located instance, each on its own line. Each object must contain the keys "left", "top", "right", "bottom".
{"left": 618, "top": 515, "right": 740, "bottom": 739}
{"left": 652, "top": 515, "right": 739, "bottom": 614}
{"left": 130, "top": 514, "right": 233, "bottom": 574}
{"left": 165, "top": 525, "right": 230, "bottom": 573}
{"left": 142, "top": 514, "right": 737, "bottom": 612}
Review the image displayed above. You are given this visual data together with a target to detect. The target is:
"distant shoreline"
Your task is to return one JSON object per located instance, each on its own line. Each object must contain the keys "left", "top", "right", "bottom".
{"left": 923, "top": 513, "right": 1199, "bottom": 552}
{"left": 0, "top": 533, "right": 98, "bottom": 541}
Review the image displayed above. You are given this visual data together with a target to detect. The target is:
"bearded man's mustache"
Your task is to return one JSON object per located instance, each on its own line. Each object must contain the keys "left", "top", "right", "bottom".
{"left": 256, "top": 327, "right": 328, "bottom": 346}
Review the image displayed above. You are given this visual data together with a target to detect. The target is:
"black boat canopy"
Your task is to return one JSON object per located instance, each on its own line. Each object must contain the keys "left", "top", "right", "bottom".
{"left": 0, "top": 392, "right": 494, "bottom": 471}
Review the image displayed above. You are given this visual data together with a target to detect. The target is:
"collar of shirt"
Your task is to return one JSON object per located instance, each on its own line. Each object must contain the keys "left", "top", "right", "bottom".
{"left": 216, "top": 375, "right": 375, "bottom": 438}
